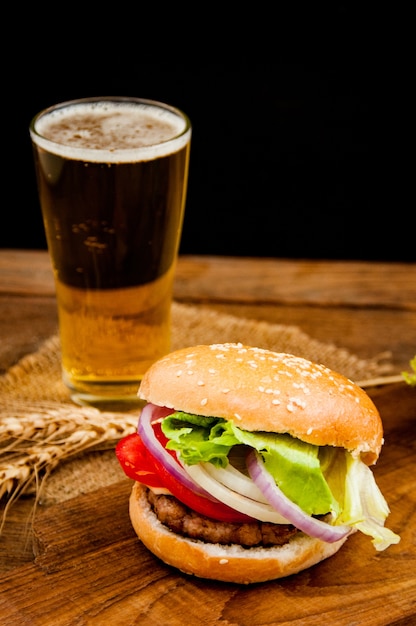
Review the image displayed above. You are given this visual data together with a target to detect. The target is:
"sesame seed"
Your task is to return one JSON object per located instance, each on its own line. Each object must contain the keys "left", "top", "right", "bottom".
{"left": 258, "top": 386, "right": 265, "bottom": 392}
{"left": 272, "top": 399, "right": 281, "bottom": 405}
{"left": 289, "top": 397, "right": 307, "bottom": 409}
{"left": 292, "top": 382, "right": 311, "bottom": 394}
{"left": 187, "top": 370, "right": 194, "bottom": 375}
{"left": 201, "top": 398, "right": 208, "bottom": 406}
{"left": 222, "top": 388, "right": 230, "bottom": 394}
{"left": 208, "top": 368, "right": 217, "bottom": 374}
{"left": 219, "top": 559, "right": 229, "bottom": 565}
{"left": 197, "top": 380, "right": 205, "bottom": 386}
{"left": 234, "top": 413, "right": 242, "bottom": 420}
{"left": 307, "top": 427, "right": 313, "bottom": 435}
{"left": 211, "top": 344, "right": 230, "bottom": 352}
{"left": 176, "top": 370, "right": 183, "bottom": 377}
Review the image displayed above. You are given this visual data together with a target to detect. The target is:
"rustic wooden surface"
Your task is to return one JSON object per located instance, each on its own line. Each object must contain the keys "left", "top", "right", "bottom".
{"left": 1, "top": 249, "right": 415, "bottom": 625}
{"left": 1, "top": 250, "right": 415, "bottom": 374}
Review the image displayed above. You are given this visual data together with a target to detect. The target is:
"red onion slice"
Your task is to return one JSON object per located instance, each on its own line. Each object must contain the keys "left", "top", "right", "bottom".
{"left": 138, "top": 403, "right": 218, "bottom": 500}
{"left": 247, "top": 449, "right": 352, "bottom": 543}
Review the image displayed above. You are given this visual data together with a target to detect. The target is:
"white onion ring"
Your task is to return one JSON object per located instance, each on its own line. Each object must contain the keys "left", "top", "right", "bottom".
{"left": 202, "top": 461, "right": 271, "bottom": 504}
{"left": 184, "top": 462, "right": 291, "bottom": 523}
{"left": 138, "top": 403, "right": 218, "bottom": 500}
{"left": 247, "top": 449, "right": 352, "bottom": 543}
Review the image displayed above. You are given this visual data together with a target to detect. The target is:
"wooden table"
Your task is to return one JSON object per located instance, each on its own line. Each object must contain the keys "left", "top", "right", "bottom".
{"left": 1, "top": 249, "right": 415, "bottom": 625}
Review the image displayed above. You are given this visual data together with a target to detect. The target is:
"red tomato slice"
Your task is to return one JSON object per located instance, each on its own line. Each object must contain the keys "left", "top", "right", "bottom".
{"left": 149, "top": 447, "right": 253, "bottom": 523}
{"left": 116, "top": 431, "right": 253, "bottom": 524}
{"left": 115, "top": 433, "right": 164, "bottom": 488}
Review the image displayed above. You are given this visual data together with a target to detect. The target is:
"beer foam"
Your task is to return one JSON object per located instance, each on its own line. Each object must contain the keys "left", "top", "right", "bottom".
{"left": 31, "top": 100, "right": 191, "bottom": 163}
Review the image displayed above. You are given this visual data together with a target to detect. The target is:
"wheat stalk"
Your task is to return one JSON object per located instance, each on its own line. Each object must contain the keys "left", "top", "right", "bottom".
{"left": 0, "top": 401, "right": 138, "bottom": 533}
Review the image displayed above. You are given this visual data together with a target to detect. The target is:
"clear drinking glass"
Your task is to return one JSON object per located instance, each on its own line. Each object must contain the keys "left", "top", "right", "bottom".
{"left": 30, "top": 97, "right": 191, "bottom": 409}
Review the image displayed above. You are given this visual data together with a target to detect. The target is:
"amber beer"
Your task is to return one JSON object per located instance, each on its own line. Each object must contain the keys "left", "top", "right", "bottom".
{"left": 30, "top": 97, "right": 191, "bottom": 406}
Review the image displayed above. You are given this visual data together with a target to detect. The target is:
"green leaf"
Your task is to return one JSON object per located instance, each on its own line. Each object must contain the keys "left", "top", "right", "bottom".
{"left": 162, "top": 412, "right": 338, "bottom": 515}
{"left": 162, "top": 412, "right": 239, "bottom": 467}
{"left": 402, "top": 355, "right": 416, "bottom": 386}
{"left": 228, "top": 427, "right": 338, "bottom": 516}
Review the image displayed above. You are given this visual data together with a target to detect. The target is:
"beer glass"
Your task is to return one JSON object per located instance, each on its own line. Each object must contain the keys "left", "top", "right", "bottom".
{"left": 30, "top": 97, "right": 191, "bottom": 408}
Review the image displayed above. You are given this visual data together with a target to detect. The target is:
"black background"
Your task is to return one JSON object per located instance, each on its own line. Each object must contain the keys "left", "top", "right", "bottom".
{"left": 3, "top": 37, "right": 410, "bottom": 261}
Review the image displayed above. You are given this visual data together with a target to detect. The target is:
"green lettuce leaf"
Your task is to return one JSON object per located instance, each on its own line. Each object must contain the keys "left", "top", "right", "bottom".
{"left": 162, "top": 412, "right": 238, "bottom": 466}
{"left": 162, "top": 412, "right": 338, "bottom": 515}
{"left": 402, "top": 355, "right": 416, "bottom": 386}
{"left": 340, "top": 452, "right": 400, "bottom": 550}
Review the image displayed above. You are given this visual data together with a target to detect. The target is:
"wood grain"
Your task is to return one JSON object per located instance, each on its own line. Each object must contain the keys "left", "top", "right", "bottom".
{"left": 1, "top": 250, "right": 415, "bottom": 624}
{"left": 1, "top": 250, "right": 415, "bottom": 374}
{"left": 175, "top": 255, "right": 416, "bottom": 309}
{"left": 2, "top": 250, "right": 415, "bottom": 308}
{"left": 1, "top": 384, "right": 415, "bottom": 625}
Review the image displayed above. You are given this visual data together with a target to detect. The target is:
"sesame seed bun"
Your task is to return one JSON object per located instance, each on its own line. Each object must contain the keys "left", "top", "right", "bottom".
{"left": 138, "top": 343, "right": 383, "bottom": 465}
{"left": 131, "top": 343, "right": 377, "bottom": 583}
{"left": 129, "top": 482, "right": 350, "bottom": 584}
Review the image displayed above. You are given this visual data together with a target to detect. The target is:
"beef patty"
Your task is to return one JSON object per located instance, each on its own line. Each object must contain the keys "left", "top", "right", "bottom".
{"left": 147, "top": 488, "right": 299, "bottom": 547}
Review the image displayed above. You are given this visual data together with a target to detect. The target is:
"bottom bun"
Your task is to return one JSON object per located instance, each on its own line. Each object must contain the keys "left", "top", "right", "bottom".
{"left": 129, "top": 483, "right": 350, "bottom": 584}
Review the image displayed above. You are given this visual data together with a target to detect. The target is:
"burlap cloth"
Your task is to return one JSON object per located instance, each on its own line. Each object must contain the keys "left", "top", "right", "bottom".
{"left": 0, "top": 302, "right": 392, "bottom": 507}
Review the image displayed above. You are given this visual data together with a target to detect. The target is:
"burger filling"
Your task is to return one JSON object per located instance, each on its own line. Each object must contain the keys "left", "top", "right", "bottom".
{"left": 117, "top": 403, "right": 401, "bottom": 551}
{"left": 147, "top": 487, "right": 300, "bottom": 546}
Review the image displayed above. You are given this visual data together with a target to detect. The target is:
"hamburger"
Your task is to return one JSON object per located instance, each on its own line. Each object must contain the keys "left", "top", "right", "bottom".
{"left": 116, "top": 343, "right": 400, "bottom": 584}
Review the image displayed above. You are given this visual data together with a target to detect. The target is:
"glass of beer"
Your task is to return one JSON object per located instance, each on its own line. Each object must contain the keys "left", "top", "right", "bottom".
{"left": 30, "top": 97, "right": 191, "bottom": 409}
